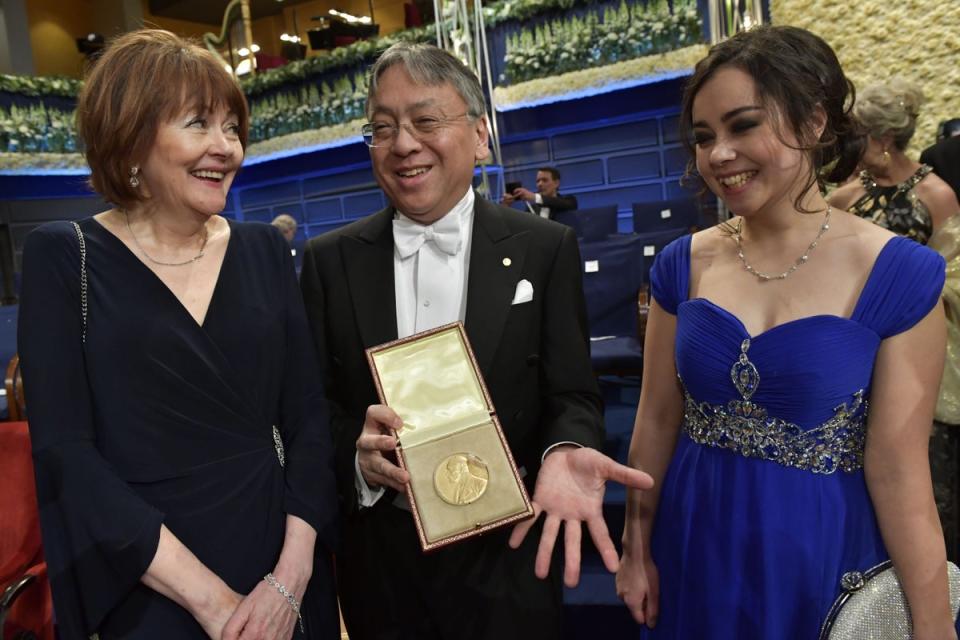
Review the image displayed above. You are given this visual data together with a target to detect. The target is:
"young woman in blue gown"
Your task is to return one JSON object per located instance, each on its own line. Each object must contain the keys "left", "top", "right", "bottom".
{"left": 616, "top": 26, "right": 957, "bottom": 639}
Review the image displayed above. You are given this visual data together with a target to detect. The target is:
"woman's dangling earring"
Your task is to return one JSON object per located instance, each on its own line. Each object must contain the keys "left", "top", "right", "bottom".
{"left": 881, "top": 149, "right": 891, "bottom": 166}
{"left": 129, "top": 166, "right": 140, "bottom": 188}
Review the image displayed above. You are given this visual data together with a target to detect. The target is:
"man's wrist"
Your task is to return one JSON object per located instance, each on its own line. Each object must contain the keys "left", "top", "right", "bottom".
{"left": 542, "top": 441, "right": 581, "bottom": 462}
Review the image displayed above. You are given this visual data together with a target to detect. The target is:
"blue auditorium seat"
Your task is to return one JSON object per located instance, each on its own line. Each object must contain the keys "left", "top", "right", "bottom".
{"left": 633, "top": 227, "right": 688, "bottom": 284}
{"left": 631, "top": 196, "right": 701, "bottom": 234}
{"left": 579, "top": 234, "right": 647, "bottom": 376}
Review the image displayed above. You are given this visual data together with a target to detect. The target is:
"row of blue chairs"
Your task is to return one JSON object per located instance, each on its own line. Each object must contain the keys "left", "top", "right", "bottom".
{"left": 553, "top": 197, "right": 704, "bottom": 241}
{"left": 552, "top": 200, "right": 702, "bottom": 378}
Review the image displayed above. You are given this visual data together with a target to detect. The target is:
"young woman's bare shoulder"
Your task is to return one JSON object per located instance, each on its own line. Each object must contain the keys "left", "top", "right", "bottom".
{"left": 830, "top": 210, "right": 897, "bottom": 268}
{"left": 689, "top": 223, "right": 734, "bottom": 261}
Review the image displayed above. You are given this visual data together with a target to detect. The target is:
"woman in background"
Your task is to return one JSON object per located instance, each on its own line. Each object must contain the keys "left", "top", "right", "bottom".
{"left": 617, "top": 26, "right": 956, "bottom": 638}
{"left": 829, "top": 78, "right": 959, "bottom": 243}
{"left": 18, "top": 30, "right": 338, "bottom": 639}
{"left": 830, "top": 78, "right": 960, "bottom": 563}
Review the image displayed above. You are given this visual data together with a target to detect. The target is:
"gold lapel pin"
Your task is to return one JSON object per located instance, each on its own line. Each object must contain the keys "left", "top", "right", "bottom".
{"left": 502, "top": 257, "right": 512, "bottom": 267}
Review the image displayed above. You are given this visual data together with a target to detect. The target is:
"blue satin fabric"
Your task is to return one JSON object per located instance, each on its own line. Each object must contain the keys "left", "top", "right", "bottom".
{"left": 642, "top": 234, "right": 946, "bottom": 638}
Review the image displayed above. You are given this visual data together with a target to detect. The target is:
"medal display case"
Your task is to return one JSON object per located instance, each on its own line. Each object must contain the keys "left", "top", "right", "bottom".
{"left": 366, "top": 322, "right": 534, "bottom": 551}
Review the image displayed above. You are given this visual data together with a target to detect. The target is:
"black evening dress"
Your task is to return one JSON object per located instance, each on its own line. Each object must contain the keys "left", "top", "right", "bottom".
{"left": 18, "top": 218, "right": 339, "bottom": 639}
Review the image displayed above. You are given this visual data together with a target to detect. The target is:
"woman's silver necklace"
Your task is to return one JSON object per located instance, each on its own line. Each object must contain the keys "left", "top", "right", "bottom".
{"left": 124, "top": 211, "right": 208, "bottom": 267}
{"left": 734, "top": 206, "right": 831, "bottom": 281}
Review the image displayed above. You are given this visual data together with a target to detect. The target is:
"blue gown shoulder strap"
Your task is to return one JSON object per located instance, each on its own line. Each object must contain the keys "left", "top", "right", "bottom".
{"left": 852, "top": 236, "right": 946, "bottom": 338}
{"left": 649, "top": 234, "right": 691, "bottom": 315}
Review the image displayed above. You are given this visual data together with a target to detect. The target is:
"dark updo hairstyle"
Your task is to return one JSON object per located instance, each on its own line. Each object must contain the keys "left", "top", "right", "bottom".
{"left": 679, "top": 25, "right": 865, "bottom": 211}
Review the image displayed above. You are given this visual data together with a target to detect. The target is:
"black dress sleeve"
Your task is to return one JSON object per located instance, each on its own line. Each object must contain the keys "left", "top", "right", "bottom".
{"left": 18, "top": 222, "right": 164, "bottom": 635}
{"left": 272, "top": 228, "right": 339, "bottom": 550}
{"left": 300, "top": 238, "right": 365, "bottom": 515}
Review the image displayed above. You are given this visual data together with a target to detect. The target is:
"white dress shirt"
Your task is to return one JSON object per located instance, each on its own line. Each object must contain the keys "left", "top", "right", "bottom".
{"left": 355, "top": 189, "right": 475, "bottom": 507}
{"left": 534, "top": 193, "right": 551, "bottom": 219}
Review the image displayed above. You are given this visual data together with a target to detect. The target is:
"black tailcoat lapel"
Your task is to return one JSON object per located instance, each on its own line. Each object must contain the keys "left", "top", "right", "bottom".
{"left": 341, "top": 208, "right": 399, "bottom": 349}
{"left": 465, "top": 198, "right": 530, "bottom": 376}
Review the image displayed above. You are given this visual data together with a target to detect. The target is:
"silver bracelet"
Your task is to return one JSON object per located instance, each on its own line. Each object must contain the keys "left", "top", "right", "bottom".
{"left": 263, "top": 572, "right": 305, "bottom": 634}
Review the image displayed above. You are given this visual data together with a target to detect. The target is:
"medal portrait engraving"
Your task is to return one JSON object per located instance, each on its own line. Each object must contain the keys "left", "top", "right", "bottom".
{"left": 434, "top": 453, "right": 489, "bottom": 505}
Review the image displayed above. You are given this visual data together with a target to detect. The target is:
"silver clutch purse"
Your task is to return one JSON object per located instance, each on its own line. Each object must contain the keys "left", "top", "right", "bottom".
{"left": 819, "top": 560, "right": 960, "bottom": 639}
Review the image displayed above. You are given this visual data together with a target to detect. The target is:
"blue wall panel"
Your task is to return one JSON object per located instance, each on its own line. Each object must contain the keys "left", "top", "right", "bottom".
{"left": 666, "top": 179, "right": 699, "bottom": 200}
{"left": 305, "top": 198, "right": 344, "bottom": 223}
{"left": 661, "top": 114, "right": 682, "bottom": 144}
{"left": 557, "top": 160, "right": 605, "bottom": 188}
{"left": 663, "top": 146, "right": 688, "bottom": 176}
{"left": 500, "top": 139, "right": 551, "bottom": 167}
{"left": 240, "top": 181, "right": 302, "bottom": 209}
{"left": 343, "top": 191, "right": 385, "bottom": 219}
{"left": 243, "top": 207, "right": 275, "bottom": 223}
{"left": 303, "top": 168, "right": 377, "bottom": 198}
{"left": 575, "top": 184, "right": 663, "bottom": 210}
{"left": 608, "top": 152, "right": 661, "bottom": 183}
{"left": 552, "top": 120, "right": 659, "bottom": 160}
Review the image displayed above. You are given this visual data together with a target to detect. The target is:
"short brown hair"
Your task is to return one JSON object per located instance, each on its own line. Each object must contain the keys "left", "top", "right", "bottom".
{"left": 77, "top": 29, "right": 249, "bottom": 207}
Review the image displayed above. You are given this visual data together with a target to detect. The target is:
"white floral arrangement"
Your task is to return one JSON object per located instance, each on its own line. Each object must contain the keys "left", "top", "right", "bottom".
{"left": 495, "top": 43, "right": 707, "bottom": 109}
{"left": 0, "top": 151, "right": 86, "bottom": 174}
{"left": 245, "top": 118, "right": 366, "bottom": 163}
{"left": 773, "top": 0, "right": 960, "bottom": 152}
{"left": 503, "top": 0, "right": 700, "bottom": 84}
{"left": 0, "top": 104, "right": 78, "bottom": 153}
{"left": 248, "top": 72, "right": 367, "bottom": 144}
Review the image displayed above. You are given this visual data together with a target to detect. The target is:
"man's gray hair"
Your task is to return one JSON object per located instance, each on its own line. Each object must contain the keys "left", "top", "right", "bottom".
{"left": 366, "top": 42, "right": 487, "bottom": 119}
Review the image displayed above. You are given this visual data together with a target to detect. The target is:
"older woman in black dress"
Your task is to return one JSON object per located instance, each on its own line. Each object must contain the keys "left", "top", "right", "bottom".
{"left": 18, "top": 30, "right": 338, "bottom": 639}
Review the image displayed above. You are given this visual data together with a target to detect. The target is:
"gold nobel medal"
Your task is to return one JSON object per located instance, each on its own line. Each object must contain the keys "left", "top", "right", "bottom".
{"left": 434, "top": 453, "right": 489, "bottom": 506}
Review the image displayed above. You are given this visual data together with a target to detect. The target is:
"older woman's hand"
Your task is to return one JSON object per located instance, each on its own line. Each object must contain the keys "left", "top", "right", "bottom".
{"left": 195, "top": 587, "right": 243, "bottom": 639}
{"left": 221, "top": 574, "right": 306, "bottom": 640}
{"left": 222, "top": 515, "right": 316, "bottom": 639}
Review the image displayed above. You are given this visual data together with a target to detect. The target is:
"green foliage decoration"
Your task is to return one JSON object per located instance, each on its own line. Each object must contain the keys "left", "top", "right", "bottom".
{"left": 503, "top": 0, "right": 701, "bottom": 85}
{"left": 0, "top": 74, "right": 81, "bottom": 98}
{"left": 248, "top": 71, "right": 368, "bottom": 143}
{"left": 0, "top": 103, "right": 78, "bottom": 153}
{"left": 0, "top": 0, "right": 702, "bottom": 159}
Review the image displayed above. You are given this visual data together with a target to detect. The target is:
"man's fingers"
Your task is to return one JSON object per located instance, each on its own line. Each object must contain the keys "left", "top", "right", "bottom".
{"left": 364, "top": 404, "right": 403, "bottom": 433}
{"left": 357, "top": 433, "right": 399, "bottom": 453}
{"left": 586, "top": 516, "right": 619, "bottom": 573}
{"left": 563, "top": 520, "right": 582, "bottom": 588}
{"left": 534, "top": 514, "right": 561, "bottom": 579}
{"left": 509, "top": 502, "right": 541, "bottom": 549}
{"left": 362, "top": 455, "right": 409, "bottom": 490}
{"left": 602, "top": 458, "right": 654, "bottom": 490}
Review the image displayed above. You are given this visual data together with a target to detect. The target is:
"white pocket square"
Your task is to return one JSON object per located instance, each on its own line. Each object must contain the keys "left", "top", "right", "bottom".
{"left": 512, "top": 279, "right": 534, "bottom": 305}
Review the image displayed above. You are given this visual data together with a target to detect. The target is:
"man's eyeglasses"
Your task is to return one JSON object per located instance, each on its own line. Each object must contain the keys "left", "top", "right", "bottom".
{"left": 361, "top": 113, "right": 474, "bottom": 148}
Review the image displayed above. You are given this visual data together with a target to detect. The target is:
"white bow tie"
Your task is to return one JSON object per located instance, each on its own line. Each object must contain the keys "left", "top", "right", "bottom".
{"left": 393, "top": 214, "right": 461, "bottom": 259}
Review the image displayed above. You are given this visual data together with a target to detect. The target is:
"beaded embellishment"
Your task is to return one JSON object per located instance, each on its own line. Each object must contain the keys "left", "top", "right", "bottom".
{"left": 683, "top": 339, "right": 868, "bottom": 474}
{"left": 272, "top": 425, "right": 286, "bottom": 467}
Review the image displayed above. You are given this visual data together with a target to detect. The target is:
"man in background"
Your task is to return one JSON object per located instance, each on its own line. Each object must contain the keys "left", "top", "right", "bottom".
{"left": 921, "top": 119, "right": 960, "bottom": 203}
{"left": 501, "top": 167, "right": 578, "bottom": 219}
{"left": 272, "top": 213, "right": 302, "bottom": 270}
{"left": 271, "top": 213, "right": 298, "bottom": 244}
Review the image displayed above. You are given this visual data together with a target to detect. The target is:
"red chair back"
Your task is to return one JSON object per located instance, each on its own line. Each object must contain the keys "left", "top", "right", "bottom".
{"left": 0, "top": 421, "right": 53, "bottom": 640}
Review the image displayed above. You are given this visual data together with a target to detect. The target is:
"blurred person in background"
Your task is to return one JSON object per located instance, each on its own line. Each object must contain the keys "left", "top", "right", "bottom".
{"left": 828, "top": 78, "right": 959, "bottom": 244}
